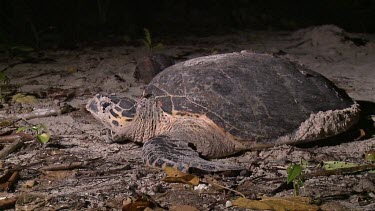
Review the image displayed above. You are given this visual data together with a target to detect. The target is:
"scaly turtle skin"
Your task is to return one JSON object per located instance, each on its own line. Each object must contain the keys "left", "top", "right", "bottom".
{"left": 87, "top": 51, "right": 360, "bottom": 173}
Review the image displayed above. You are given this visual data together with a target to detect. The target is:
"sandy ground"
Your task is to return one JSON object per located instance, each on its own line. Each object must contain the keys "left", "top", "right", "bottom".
{"left": 0, "top": 25, "right": 374, "bottom": 210}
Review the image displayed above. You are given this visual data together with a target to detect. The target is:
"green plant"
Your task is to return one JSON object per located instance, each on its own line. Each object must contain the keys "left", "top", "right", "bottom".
{"left": 16, "top": 123, "right": 51, "bottom": 144}
{"left": 365, "top": 151, "right": 375, "bottom": 162}
{"left": 142, "top": 28, "right": 164, "bottom": 51}
{"left": 287, "top": 162, "right": 305, "bottom": 196}
{"left": 0, "top": 72, "right": 9, "bottom": 84}
{"left": 0, "top": 71, "right": 10, "bottom": 101}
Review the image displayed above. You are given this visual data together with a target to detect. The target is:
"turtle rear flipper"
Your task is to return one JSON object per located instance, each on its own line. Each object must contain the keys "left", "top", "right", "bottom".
{"left": 142, "top": 135, "right": 244, "bottom": 173}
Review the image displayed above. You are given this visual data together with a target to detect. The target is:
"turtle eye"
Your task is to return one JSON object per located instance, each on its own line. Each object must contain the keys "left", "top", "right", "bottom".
{"left": 101, "top": 102, "right": 111, "bottom": 112}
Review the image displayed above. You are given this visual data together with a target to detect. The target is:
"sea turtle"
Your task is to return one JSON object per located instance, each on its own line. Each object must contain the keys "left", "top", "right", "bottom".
{"left": 87, "top": 51, "right": 360, "bottom": 173}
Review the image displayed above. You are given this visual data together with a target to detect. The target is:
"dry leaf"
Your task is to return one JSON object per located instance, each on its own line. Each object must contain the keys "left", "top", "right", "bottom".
{"left": 262, "top": 196, "right": 319, "bottom": 211}
{"left": 233, "top": 197, "right": 273, "bottom": 210}
{"left": 67, "top": 67, "right": 78, "bottom": 73}
{"left": 42, "top": 170, "right": 76, "bottom": 181}
{"left": 122, "top": 197, "right": 152, "bottom": 211}
{"left": 233, "top": 196, "right": 319, "bottom": 211}
{"left": 12, "top": 94, "right": 38, "bottom": 104}
{"left": 203, "top": 175, "right": 246, "bottom": 197}
{"left": 22, "top": 180, "right": 37, "bottom": 188}
{"left": 164, "top": 166, "right": 188, "bottom": 177}
{"left": 170, "top": 204, "right": 199, "bottom": 211}
{"left": 354, "top": 129, "right": 366, "bottom": 141}
{"left": 15, "top": 193, "right": 47, "bottom": 210}
{"left": 267, "top": 196, "right": 311, "bottom": 204}
{"left": 0, "top": 121, "right": 12, "bottom": 127}
{"left": 162, "top": 167, "right": 199, "bottom": 186}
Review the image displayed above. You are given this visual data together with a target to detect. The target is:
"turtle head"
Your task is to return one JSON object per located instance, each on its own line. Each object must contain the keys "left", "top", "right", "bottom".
{"left": 87, "top": 94, "right": 165, "bottom": 143}
{"left": 86, "top": 94, "right": 136, "bottom": 132}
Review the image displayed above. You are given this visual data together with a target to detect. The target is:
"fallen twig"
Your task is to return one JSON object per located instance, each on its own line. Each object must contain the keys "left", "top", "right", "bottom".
{"left": 39, "top": 161, "right": 86, "bottom": 171}
{"left": 302, "top": 164, "right": 375, "bottom": 179}
{"left": 0, "top": 104, "right": 75, "bottom": 120}
{"left": 0, "top": 138, "right": 24, "bottom": 159}
{"left": 204, "top": 175, "right": 246, "bottom": 198}
{"left": 0, "top": 134, "right": 22, "bottom": 143}
{"left": 0, "top": 133, "right": 34, "bottom": 143}
{"left": 0, "top": 108, "right": 61, "bottom": 120}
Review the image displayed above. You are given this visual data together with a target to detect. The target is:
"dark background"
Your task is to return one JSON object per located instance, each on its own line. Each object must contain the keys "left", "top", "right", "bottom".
{"left": 1, "top": 0, "right": 374, "bottom": 49}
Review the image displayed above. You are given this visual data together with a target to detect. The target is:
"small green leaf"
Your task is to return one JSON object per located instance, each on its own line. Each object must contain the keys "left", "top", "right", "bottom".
{"left": 365, "top": 151, "right": 375, "bottom": 162}
{"left": 144, "top": 28, "right": 151, "bottom": 46}
{"left": 297, "top": 179, "right": 304, "bottom": 187}
{"left": 287, "top": 164, "right": 302, "bottom": 184}
{"left": 16, "top": 126, "right": 29, "bottom": 133}
{"left": 142, "top": 40, "right": 151, "bottom": 49}
{"left": 0, "top": 72, "right": 6, "bottom": 81}
{"left": 37, "top": 133, "right": 50, "bottom": 143}
{"left": 153, "top": 43, "right": 164, "bottom": 50}
{"left": 31, "top": 125, "right": 39, "bottom": 131}
{"left": 323, "top": 161, "right": 359, "bottom": 170}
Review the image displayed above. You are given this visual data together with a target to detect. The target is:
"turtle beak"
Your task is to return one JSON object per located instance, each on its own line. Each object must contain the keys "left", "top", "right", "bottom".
{"left": 87, "top": 94, "right": 114, "bottom": 114}
{"left": 86, "top": 94, "right": 102, "bottom": 115}
{"left": 87, "top": 94, "right": 138, "bottom": 131}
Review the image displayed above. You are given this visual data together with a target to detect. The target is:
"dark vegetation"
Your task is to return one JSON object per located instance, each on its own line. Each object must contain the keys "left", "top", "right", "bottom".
{"left": 1, "top": 0, "right": 375, "bottom": 50}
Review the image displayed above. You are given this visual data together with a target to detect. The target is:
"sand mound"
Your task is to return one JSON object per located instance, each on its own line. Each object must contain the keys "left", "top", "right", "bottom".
{"left": 288, "top": 25, "right": 368, "bottom": 55}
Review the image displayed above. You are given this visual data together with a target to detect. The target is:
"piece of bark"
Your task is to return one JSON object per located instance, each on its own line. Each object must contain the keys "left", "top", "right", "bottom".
{"left": 0, "top": 196, "right": 18, "bottom": 209}
{"left": 0, "top": 138, "right": 24, "bottom": 159}
{"left": 134, "top": 54, "right": 174, "bottom": 83}
{"left": 4, "top": 171, "right": 20, "bottom": 191}
{"left": 0, "top": 170, "right": 14, "bottom": 183}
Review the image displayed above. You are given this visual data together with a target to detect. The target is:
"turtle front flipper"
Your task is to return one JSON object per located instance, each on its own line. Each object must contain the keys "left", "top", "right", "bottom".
{"left": 142, "top": 135, "right": 244, "bottom": 173}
